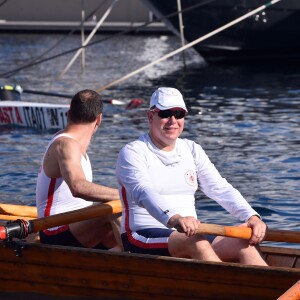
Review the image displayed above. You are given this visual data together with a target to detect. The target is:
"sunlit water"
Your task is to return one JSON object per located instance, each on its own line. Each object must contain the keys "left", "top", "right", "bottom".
{"left": 0, "top": 33, "right": 299, "bottom": 248}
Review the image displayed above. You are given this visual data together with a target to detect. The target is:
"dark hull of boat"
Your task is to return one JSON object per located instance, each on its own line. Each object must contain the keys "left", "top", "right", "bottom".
{"left": 142, "top": 0, "right": 300, "bottom": 62}
{"left": 0, "top": 241, "right": 299, "bottom": 300}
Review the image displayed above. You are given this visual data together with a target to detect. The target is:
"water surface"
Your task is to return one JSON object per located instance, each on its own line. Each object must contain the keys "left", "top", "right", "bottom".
{"left": 0, "top": 33, "right": 299, "bottom": 248}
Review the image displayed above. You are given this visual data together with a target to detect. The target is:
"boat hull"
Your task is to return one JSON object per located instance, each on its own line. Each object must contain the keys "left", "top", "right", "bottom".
{"left": 0, "top": 101, "right": 68, "bottom": 130}
{"left": 0, "top": 99, "right": 140, "bottom": 130}
{"left": 0, "top": 241, "right": 299, "bottom": 300}
{"left": 142, "top": 0, "right": 300, "bottom": 62}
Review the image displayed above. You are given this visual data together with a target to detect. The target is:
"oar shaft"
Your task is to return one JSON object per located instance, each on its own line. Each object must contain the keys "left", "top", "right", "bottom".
{"left": 266, "top": 229, "right": 300, "bottom": 243}
{"left": 22, "top": 89, "right": 125, "bottom": 105}
{"left": 23, "top": 89, "right": 72, "bottom": 98}
{"left": 32, "top": 200, "right": 122, "bottom": 233}
{"left": 0, "top": 215, "right": 36, "bottom": 221}
{"left": 0, "top": 204, "right": 37, "bottom": 218}
{"left": 198, "top": 224, "right": 300, "bottom": 243}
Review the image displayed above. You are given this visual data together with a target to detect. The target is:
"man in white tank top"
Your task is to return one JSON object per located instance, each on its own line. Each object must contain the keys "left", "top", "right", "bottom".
{"left": 116, "top": 87, "right": 268, "bottom": 265}
{"left": 36, "top": 89, "right": 122, "bottom": 251}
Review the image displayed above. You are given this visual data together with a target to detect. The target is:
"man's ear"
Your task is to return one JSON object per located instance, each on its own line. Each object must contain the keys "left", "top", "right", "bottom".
{"left": 147, "top": 110, "right": 153, "bottom": 123}
{"left": 96, "top": 114, "right": 102, "bottom": 126}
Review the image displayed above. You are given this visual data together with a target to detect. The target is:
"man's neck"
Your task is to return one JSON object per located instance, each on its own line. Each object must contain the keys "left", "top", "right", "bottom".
{"left": 148, "top": 132, "right": 176, "bottom": 152}
{"left": 63, "top": 124, "right": 94, "bottom": 154}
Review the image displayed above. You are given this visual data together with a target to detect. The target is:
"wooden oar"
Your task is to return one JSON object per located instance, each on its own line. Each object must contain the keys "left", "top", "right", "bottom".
{"left": 0, "top": 205, "right": 299, "bottom": 244}
{"left": 0, "top": 203, "right": 37, "bottom": 218}
{"left": 22, "top": 89, "right": 134, "bottom": 106}
{"left": 198, "top": 223, "right": 300, "bottom": 243}
{"left": 23, "top": 89, "right": 73, "bottom": 98}
{"left": 0, "top": 215, "right": 35, "bottom": 221}
{"left": 277, "top": 280, "right": 300, "bottom": 300}
{"left": 0, "top": 200, "right": 122, "bottom": 241}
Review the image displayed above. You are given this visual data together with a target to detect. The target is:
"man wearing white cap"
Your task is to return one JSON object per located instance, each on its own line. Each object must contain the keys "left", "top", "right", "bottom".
{"left": 116, "top": 87, "right": 267, "bottom": 265}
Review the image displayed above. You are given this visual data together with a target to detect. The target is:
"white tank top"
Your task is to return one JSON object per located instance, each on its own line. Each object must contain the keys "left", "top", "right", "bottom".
{"left": 36, "top": 133, "right": 93, "bottom": 232}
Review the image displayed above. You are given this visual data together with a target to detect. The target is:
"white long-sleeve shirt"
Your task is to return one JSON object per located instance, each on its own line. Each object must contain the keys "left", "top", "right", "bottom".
{"left": 116, "top": 133, "right": 258, "bottom": 233}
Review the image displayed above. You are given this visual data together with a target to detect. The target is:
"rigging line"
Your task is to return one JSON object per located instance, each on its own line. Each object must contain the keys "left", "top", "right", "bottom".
{"left": 2, "top": 0, "right": 110, "bottom": 78}
{"left": 0, "top": 0, "right": 214, "bottom": 78}
{"left": 27, "top": 0, "right": 110, "bottom": 64}
{"left": 59, "top": 0, "right": 118, "bottom": 78}
{"left": 95, "top": 0, "right": 282, "bottom": 92}
{"left": 1, "top": 0, "right": 213, "bottom": 78}
{"left": 0, "top": 0, "right": 9, "bottom": 8}
{"left": 2, "top": 1, "right": 216, "bottom": 79}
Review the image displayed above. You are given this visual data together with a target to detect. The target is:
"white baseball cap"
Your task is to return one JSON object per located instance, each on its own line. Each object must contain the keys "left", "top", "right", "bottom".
{"left": 149, "top": 87, "right": 188, "bottom": 112}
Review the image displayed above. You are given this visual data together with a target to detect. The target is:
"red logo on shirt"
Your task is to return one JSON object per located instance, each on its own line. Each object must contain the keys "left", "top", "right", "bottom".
{"left": 185, "top": 170, "right": 197, "bottom": 186}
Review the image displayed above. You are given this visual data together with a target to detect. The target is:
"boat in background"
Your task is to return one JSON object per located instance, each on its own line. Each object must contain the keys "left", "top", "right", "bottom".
{"left": 141, "top": 0, "right": 300, "bottom": 62}
{"left": 0, "top": 100, "right": 69, "bottom": 131}
{"left": 0, "top": 0, "right": 167, "bottom": 33}
{"left": 0, "top": 85, "right": 143, "bottom": 130}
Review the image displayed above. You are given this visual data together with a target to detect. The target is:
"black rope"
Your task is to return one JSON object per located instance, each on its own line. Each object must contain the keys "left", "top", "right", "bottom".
{"left": 0, "top": 0, "right": 215, "bottom": 78}
{"left": 5, "top": 219, "right": 30, "bottom": 240}
{"left": 0, "top": 0, "right": 9, "bottom": 9}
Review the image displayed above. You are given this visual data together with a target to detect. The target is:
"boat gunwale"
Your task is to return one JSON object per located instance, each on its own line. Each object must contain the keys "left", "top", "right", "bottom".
{"left": 1, "top": 240, "right": 299, "bottom": 272}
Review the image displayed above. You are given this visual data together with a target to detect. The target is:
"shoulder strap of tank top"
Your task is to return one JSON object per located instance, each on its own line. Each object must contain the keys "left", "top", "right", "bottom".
{"left": 47, "top": 133, "right": 73, "bottom": 150}
{"left": 41, "top": 133, "right": 73, "bottom": 163}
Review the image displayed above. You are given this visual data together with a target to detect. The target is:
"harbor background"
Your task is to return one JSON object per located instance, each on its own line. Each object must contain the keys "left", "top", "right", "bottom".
{"left": 0, "top": 0, "right": 166, "bottom": 32}
{"left": 0, "top": 1, "right": 299, "bottom": 249}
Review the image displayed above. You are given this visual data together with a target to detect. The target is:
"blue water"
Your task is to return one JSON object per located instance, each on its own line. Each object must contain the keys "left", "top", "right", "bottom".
{"left": 0, "top": 33, "right": 299, "bottom": 248}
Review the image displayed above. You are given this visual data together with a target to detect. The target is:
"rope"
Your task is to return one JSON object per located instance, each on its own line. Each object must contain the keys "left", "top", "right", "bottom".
{"left": 0, "top": 0, "right": 9, "bottom": 9}
{"left": 28, "top": 0, "right": 111, "bottom": 64}
{"left": 18, "top": 219, "right": 29, "bottom": 238}
{"left": 1, "top": 0, "right": 110, "bottom": 78}
{"left": 5, "top": 219, "right": 30, "bottom": 240}
{"left": 95, "top": 0, "right": 282, "bottom": 92}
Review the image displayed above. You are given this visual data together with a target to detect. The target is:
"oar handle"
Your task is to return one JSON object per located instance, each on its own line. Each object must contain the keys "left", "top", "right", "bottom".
{"left": 198, "top": 224, "right": 300, "bottom": 243}
{"left": 197, "top": 223, "right": 252, "bottom": 239}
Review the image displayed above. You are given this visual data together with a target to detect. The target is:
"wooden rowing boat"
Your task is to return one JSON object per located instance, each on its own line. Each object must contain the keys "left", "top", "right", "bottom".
{"left": 0, "top": 203, "right": 299, "bottom": 299}
{"left": 0, "top": 240, "right": 299, "bottom": 300}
